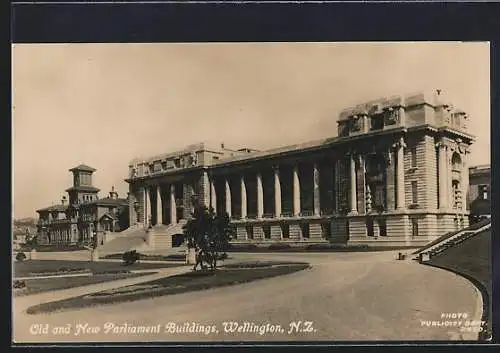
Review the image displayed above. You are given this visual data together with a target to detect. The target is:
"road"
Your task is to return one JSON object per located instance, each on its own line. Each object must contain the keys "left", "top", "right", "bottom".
{"left": 12, "top": 251, "right": 483, "bottom": 342}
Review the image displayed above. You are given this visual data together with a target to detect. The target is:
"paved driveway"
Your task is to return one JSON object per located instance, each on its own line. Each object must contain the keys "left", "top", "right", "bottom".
{"left": 13, "top": 251, "right": 483, "bottom": 343}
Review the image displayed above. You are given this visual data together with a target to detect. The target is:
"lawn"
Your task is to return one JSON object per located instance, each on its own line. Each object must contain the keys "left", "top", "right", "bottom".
{"left": 26, "top": 261, "right": 309, "bottom": 315}
{"left": 13, "top": 272, "right": 153, "bottom": 297}
{"left": 14, "top": 260, "right": 185, "bottom": 278}
{"left": 425, "top": 229, "right": 492, "bottom": 341}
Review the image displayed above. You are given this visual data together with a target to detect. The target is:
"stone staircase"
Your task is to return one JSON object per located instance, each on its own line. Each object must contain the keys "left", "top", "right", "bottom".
{"left": 147, "top": 220, "right": 187, "bottom": 252}
{"left": 413, "top": 218, "right": 491, "bottom": 260}
{"left": 97, "top": 226, "right": 149, "bottom": 255}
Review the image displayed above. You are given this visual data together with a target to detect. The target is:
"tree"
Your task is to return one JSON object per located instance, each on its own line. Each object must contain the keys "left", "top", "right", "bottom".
{"left": 183, "top": 204, "right": 234, "bottom": 271}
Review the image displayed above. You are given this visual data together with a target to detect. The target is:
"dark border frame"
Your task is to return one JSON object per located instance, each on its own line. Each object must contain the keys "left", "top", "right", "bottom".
{"left": 8, "top": 1, "right": 500, "bottom": 349}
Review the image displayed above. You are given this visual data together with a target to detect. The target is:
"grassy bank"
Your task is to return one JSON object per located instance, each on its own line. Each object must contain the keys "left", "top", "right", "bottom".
{"left": 425, "top": 229, "right": 492, "bottom": 341}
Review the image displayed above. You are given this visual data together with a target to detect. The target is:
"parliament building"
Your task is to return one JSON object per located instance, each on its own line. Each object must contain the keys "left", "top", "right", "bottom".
{"left": 36, "top": 165, "right": 129, "bottom": 245}
{"left": 125, "top": 90, "right": 474, "bottom": 247}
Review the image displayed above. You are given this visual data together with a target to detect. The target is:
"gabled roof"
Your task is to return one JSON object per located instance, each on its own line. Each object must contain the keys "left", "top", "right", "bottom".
{"left": 69, "top": 164, "right": 96, "bottom": 172}
{"left": 36, "top": 204, "right": 68, "bottom": 213}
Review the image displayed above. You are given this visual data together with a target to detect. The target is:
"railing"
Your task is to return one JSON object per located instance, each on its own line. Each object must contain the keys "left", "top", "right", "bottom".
{"left": 280, "top": 212, "right": 293, "bottom": 218}
{"left": 300, "top": 210, "right": 314, "bottom": 217}
{"left": 246, "top": 214, "right": 258, "bottom": 219}
{"left": 419, "top": 221, "right": 491, "bottom": 258}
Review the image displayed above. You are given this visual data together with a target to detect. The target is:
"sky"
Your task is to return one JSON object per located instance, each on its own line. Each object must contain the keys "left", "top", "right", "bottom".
{"left": 12, "top": 42, "right": 490, "bottom": 219}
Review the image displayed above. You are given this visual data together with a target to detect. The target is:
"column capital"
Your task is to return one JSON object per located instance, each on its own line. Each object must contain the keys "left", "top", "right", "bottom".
{"left": 393, "top": 137, "right": 407, "bottom": 149}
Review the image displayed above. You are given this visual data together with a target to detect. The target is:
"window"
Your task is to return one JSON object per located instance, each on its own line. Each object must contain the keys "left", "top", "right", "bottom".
{"left": 263, "top": 225, "right": 271, "bottom": 239}
{"left": 479, "top": 185, "right": 488, "bottom": 200}
{"left": 246, "top": 226, "right": 254, "bottom": 240}
{"left": 379, "top": 219, "right": 387, "bottom": 236}
{"left": 411, "top": 181, "right": 418, "bottom": 204}
{"left": 174, "top": 158, "right": 181, "bottom": 168}
{"left": 281, "top": 224, "right": 290, "bottom": 239}
{"left": 370, "top": 114, "right": 384, "bottom": 130}
{"left": 411, "top": 218, "right": 419, "bottom": 237}
{"left": 411, "top": 146, "right": 417, "bottom": 168}
{"left": 300, "top": 223, "right": 310, "bottom": 238}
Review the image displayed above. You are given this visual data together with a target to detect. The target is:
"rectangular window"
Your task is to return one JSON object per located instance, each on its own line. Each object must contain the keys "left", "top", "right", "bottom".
{"left": 300, "top": 223, "right": 310, "bottom": 238}
{"left": 479, "top": 185, "right": 488, "bottom": 200}
{"left": 246, "top": 226, "right": 254, "bottom": 240}
{"left": 411, "top": 218, "right": 419, "bottom": 237}
{"left": 411, "top": 146, "right": 418, "bottom": 168}
{"left": 263, "top": 225, "right": 271, "bottom": 239}
{"left": 411, "top": 181, "right": 418, "bottom": 204}
{"left": 281, "top": 224, "right": 290, "bottom": 239}
{"left": 370, "top": 114, "right": 384, "bottom": 130}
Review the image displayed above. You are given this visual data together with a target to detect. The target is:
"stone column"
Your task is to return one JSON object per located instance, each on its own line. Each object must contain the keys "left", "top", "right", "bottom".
{"left": 362, "top": 114, "right": 370, "bottom": 133}
{"left": 257, "top": 173, "right": 264, "bottom": 218}
{"left": 438, "top": 142, "right": 448, "bottom": 210}
{"left": 143, "top": 186, "right": 149, "bottom": 227}
{"left": 156, "top": 185, "right": 163, "bottom": 225}
{"left": 293, "top": 165, "right": 301, "bottom": 216}
{"left": 170, "top": 184, "right": 177, "bottom": 225}
{"left": 128, "top": 187, "right": 137, "bottom": 227}
{"left": 356, "top": 155, "right": 366, "bottom": 214}
{"left": 396, "top": 138, "right": 407, "bottom": 210}
{"left": 274, "top": 167, "right": 282, "bottom": 217}
{"left": 225, "top": 179, "right": 232, "bottom": 218}
{"left": 241, "top": 175, "right": 247, "bottom": 219}
{"left": 385, "top": 149, "right": 395, "bottom": 211}
{"left": 210, "top": 178, "right": 217, "bottom": 212}
{"left": 462, "top": 150, "right": 469, "bottom": 212}
{"left": 313, "top": 164, "right": 320, "bottom": 216}
{"left": 349, "top": 153, "right": 358, "bottom": 215}
{"left": 399, "top": 105, "right": 406, "bottom": 125}
{"left": 200, "top": 170, "right": 210, "bottom": 208}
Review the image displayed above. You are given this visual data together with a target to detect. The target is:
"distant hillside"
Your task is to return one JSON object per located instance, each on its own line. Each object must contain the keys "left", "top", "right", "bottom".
{"left": 13, "top": 217, "right": 36, "bottom": 227}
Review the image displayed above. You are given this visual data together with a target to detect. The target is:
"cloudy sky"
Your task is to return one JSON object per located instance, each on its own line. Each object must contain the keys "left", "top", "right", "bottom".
{"left": 12, "top": 42, "right": 490, "bottom": 219}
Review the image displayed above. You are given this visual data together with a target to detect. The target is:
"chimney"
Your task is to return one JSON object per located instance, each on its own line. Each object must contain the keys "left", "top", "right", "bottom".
{"left": 221, "top": 142, "right": 225, "bottom": 149}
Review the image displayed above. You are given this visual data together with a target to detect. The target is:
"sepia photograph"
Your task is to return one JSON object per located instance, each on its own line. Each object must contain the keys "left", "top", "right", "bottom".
{"left": 12, "top": 42, "right": 491, "bottom": 343}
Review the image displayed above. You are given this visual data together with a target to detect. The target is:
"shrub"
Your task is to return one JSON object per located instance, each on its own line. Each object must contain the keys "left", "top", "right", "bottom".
{"left": 16, "top": 252, "right": 27, "bottom": 262}
{"left": 122, "top": 250, "right": 140, "bottom": 265}
{"left": 267, "top": 243, "right": 292, "bottom": 251}
{"left": 13, "top": 280, "right": 26, "bottom": 289}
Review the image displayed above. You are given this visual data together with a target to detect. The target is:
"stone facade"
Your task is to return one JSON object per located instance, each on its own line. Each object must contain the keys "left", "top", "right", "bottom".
{"left": 36, "top": 165, "right": 129, "bottom": 245}
{"left": 125, "top": 90, "right": 475, "bottom": 247}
